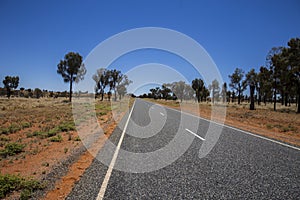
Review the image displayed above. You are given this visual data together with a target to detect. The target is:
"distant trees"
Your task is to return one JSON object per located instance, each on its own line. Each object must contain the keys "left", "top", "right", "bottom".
{"left": 192, "top": 78, "right": 205, "bottom": 102}
{"left": 141, "top": 79, "right": 211, "bottom": 102}
{"left": 2, "top": 76, "right": 19, "bottom": 98}
{"left": 93, "top": 68, "right": 109, "bottom": 101}
{"left": 208, "top": 79, "right": 220, "bottom": 104}
{"left": 268, "top": 38, "right": 300, "bottom": 112}
{"left": 93, "top": 68, "right": 132, "bottom": 101}
{"left": 228, "top": 68, "right": 247, "bottom": 104}
{"left": 34, "top": 88, "right": 43, "bottom": 99}
{"left": 57, "top": 52, "right": 86, "bottom": 102}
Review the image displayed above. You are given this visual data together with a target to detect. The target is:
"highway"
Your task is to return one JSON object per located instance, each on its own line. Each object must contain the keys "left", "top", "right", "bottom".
{"left": 67, "top": 99, "right": 300, "bottom": 199}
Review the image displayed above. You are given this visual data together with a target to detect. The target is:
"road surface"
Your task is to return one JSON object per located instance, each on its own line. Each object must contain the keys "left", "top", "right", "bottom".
{"left": 67, "top": 99, "right": 300, "bottom": 199}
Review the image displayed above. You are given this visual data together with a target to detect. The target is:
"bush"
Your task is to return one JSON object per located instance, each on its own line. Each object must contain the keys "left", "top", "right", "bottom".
{"left": 0, "top": 142, "right": 26, "bottom": 158}
{"left": 21, "top": 122, "right": 31, "bottom": 129}
{"left": 49, "top": 134, "right": 62, "bottom": 142}
{"left": 0, "top": 128, "right": 9, "bottom": 135}
{"left": 0, "top": 174, "right": 44, "bottom": 199}
{"left": 58, "top": 122, "right": 76, "bottom": 132}
{"left": 8, "top": 123, "right": 21, "bottom": 133}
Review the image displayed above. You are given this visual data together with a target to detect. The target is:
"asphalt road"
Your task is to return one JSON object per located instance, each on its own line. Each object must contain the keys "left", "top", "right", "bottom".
{"left": 67, "top": 99, "right": 300, "bottom": 199}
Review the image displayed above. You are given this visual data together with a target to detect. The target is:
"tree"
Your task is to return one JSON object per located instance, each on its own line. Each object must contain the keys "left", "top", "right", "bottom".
{"left": 108, "top": 69, "right": 122, "bottom": 101}
{"left": 229, "top": 68, "right": 247, "bottom": 104}
{"left": 221, "top": 82, "right": 227, "bottom": 103}
{"left": 3, "top": 76, "right": 19, "bottom": 98}
{"left": 93, "top": 68, "right": 109, "bottom": 101}
{"left": 116, "top": 75, "right": 132, "bottom": 100}
{"left": 266, "top": 47, "right": 284, "bottom": 111}
{"left": 192, "top": 78, "right": 205, "bottom": 102}
{"left": 208, "top": 79, "right": 220, "bottom": 104}
{"left": 57, "top": 52, "right": 86, "bottom": 102}
{"left": 184, "top": 84, "right": 195, "bottom": 101}
{"left": 34, "top": 88, "right": 43, "bottom": 99}
{"left": 246, "top": 69, "right": 258, "bottom": 110}
{"left": 150, "top": 87, "right": 161, "bottom": 99}
{"left": 171, "top": 81, "right": 186, "bottom": 102}
{"left": 160, "top": 84, "right": 172, "bottom": 100}
{"left": 285, "top": 38, "right": 300, "bottom": 113}
{"left": 257, "top": 66, "right": 272, "bottom": 105}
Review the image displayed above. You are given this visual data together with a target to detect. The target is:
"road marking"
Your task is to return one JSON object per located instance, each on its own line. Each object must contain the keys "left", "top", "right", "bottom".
{"left": 160, "top": 112, "right": 165, "bottom": 116}
{"left": 185, "top": 128, "right": 205, "bottom": 141}
{"left": 96, "top": 100, "right": 136, "bottom": 200}
{"left": 142, "top": 100, "right": 300, "bottom": 151}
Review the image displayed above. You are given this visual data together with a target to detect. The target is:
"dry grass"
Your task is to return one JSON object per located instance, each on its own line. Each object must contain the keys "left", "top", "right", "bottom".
{"left": 0, "top": 97, "right": 131, "bottom": 199}
{"left": 145, "top": 99, "right": 300, "bottom": 147}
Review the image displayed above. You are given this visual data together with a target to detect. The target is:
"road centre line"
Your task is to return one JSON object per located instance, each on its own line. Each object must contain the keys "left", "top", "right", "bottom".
{"left": 96, "top": 100, "right": 136, "bottom": 200}
{"left": 185, "top": 128, "right": 205, "bottom": 141}
{"left": 143, "top": 100, "right": 300, "bottom": 151}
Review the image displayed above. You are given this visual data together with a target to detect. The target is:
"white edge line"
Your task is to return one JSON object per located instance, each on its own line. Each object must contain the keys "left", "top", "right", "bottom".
{"left": 143, "top": 100, "right": 300, "bottom": 151}
{"left": 185, "top": 128, "right": 205, "bottom": 141}
{"left": 96, "top": 100, "right": 136, "bottom": 200}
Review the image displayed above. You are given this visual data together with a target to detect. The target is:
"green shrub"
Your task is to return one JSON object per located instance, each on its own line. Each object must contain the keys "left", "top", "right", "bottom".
{"left": 58, "top": 122, "right": 75, "bottom": 132}
{"left": 0, "top": 136, "right": 10, "bottom": 142}
{"left": 21, "top": 122, "right": 31, "bottom": 129}
{"left": 74, "top": 136, "right": 81, "bottom": 141}
{"left": 8, "top": 123, "right": 21, "bottom": 133}
{"left": 49, "top": 134, "right": 62, "bottom": 142}
{"left": 0, "top": 142, "right": 26, "bottom": 158}
{"left": 0, "top": 174, "right": 44, "bottom": 199}
{"left": 0, "top": 128, "right": 10, "bottom": 135}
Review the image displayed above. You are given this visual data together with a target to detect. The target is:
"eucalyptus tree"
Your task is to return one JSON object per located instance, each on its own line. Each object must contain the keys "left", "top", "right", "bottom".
{"left": 2, "top": 76, "right": 19, "bottom": 98}
{"left": 192, "top": 78, "right": 205, "bottom": 102}
{"left": 57, "top": 52, "right": 86, "bottom": 102}
{"left": 228, "top": 68, "right": 247, "bottom": 104}
{"left": 208, "top": 79, "right": 220, "bottom": 104}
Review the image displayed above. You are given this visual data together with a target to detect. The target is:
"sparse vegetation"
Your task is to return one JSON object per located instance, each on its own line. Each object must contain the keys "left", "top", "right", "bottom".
{"left": 49, "top": 134, "right": 63, "bottom": 142}
{"left": 0, "top": 142, "right": 25, "bottom": 158}
{"left": 0, "top": 173, "right": 44, "bottom": 199}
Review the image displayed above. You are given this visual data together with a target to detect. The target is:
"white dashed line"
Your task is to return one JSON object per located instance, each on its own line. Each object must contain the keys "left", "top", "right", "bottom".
{"left": 160, "top": 112, "right": 165, "bottom": 116}
{"left": 185, "top": 128, "right": 205, "bottom": 141}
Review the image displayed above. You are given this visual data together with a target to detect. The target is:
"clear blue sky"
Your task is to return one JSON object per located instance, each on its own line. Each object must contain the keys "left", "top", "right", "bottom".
{"left": 0, "top": 0, "right": 299, "bottom": 94}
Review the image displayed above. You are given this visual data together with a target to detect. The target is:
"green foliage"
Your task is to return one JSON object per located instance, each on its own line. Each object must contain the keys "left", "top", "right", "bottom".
{"left": 9, "top": 123, "right": 21, "bottom": 133}
{"left": 0, "top": 136, "right": 10, "bottom": 142}
{"left": 0, "top": 142, "right": 25, "bottom": 158}
{"left": 57, "top": 52, "right": 86, "bottom": 102}
{"left": 74, "top": 136, "right": 81, "bottom": 141}
{"left": 0, "top": 173, "right": 44, "bottom": 199}
{"left": 21, "top": 122, "right": 32, "bottom": 129}
{"left": 49, "top": 134, "right": 62, "bottom": 142}
{"left": 2, "top": 76, "right": 19, "bottom": 98}
{"left": 0, "top": 128, "right": 10, "bottom": 135}
{"left": 58, "top": 122, "right": 75, "bottom": 132}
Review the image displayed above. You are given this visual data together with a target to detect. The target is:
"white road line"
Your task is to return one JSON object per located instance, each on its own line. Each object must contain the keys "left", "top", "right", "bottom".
{"left": 160, "top": 112, "right": 165, "bottom": 116}
{"left": 96, "top": 100, "right": 136, "bottom": 200}
{"left": 143, "top": 100, "right": 300, "bottom": 151}
{"left": 185, "top": 128, "right": 205, "bottom": 141}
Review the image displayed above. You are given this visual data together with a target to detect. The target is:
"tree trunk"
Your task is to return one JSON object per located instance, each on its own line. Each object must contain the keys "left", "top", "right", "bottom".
{"left": 238, "top": 91, "right": 241, "bottom": 105}
{"left": 114, "top": 89, "right": 117, "bottom": 101}
{"left": 297, "top": 85, "right": 300, "bottom": 113}
{"left": 69, "top": 75, "right": 73, "bottom": 102}
{"left": 284, "top": 93, "right": 288, "bottom": 107}
{"left": 250, "top": 84, "right": 255, "bottom": 110}
{"left": 6, "top": 88, "right": 11, "bottom": 99}
{"left": 273, "top": 90, "right": 276, "bottom": 111}
{"left": 101, "top": 91, "right": 104, "bottom": 101}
